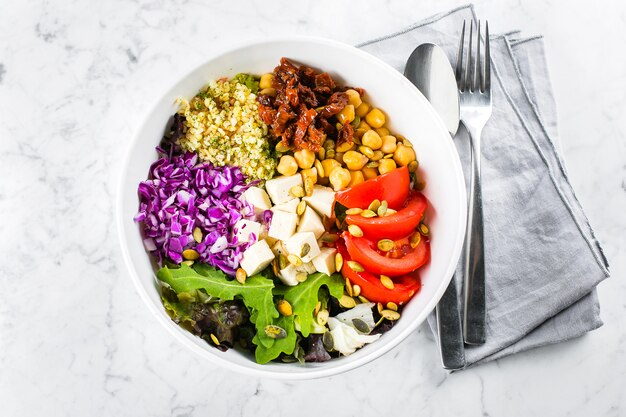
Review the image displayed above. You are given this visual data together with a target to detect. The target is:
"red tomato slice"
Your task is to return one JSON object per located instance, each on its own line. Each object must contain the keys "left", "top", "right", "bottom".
{"left": 335, "top": 166, "right": 410, "bottom": 210}
{"left": 343, "top": 231, "right": 430, "bottom": 277}
{"left": 337, "top": 241, "right": 421, "bottom": 304}
{"left": 346, "top": 191, "right": 428, "bottom": 240}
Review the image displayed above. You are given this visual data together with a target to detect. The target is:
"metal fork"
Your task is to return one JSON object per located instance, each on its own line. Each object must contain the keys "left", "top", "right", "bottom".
{"left": 456, "top": 20, "right": 492, "bottom": 345}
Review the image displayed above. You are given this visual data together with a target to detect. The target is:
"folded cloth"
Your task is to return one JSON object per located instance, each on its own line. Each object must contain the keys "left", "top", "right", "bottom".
{"left": 358, "top": 4, "right": 610, "bottom": 367}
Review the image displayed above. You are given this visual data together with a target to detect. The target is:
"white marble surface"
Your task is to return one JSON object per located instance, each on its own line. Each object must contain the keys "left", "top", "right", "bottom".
{"left": 1, "top": 1, "right": 625, "bottom": 416}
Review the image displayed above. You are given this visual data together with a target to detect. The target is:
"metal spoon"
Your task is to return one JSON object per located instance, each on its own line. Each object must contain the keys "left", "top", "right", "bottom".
{"left": 405, "top": 43, "right": 465, "bottom": 370}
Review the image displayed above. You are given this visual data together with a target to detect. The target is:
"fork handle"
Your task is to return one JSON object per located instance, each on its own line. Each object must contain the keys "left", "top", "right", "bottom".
{"left": 463, "top": 125, "right": 486, "bottom": 345}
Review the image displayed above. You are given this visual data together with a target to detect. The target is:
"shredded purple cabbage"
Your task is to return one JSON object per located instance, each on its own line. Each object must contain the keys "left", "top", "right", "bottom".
{"left": 134, "top": 151, "right": 256, "bottom": 275}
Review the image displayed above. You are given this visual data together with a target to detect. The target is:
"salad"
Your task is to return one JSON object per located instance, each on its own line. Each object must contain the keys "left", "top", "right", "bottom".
{"left": 134, "top": 58, "right": 431, "bottom": 364}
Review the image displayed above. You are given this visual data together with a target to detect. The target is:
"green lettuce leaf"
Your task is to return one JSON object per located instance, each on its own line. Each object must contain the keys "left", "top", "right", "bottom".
{"left": 276, "top": 272, "right": 344, "bottom": 337}
{"left": 157, "top": 264, "right": 279, "bottom": 348}
{"left": 253, "top": 315, "right": 297, "bottom": 364}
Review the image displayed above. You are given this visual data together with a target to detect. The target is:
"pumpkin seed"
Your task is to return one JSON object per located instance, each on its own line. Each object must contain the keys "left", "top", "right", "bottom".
{"left": 322, "top": 331, "right": 334, "bottom": 351}
{"left": 182, "top": 260, "right": 194, "bottom": 266}
{"left": 384, "top": 153, "right": 394, "bottom": 159}
{"left": 182, "top": 249, "right": 200, "bottom": 261}
{"left": 377, "top": 302, "right": 384, "bottom": 314}
{"left": 345, "top": 207, "right": 363, "bottom": 215}
{"left": 339, "top": 294, "right": 356, "bottom": 308}
{"left": 277, "top": 299, "right": 293, "bottom": 316}
{"left": 345, "top": 277, "right": 353, "bottom": 297}
{"left": 315, "top": 159, "right": 325, "bottom": 178}
{"left": 235, "top": 268, "right": 247, "bottom": 284}
{"left": 304, "top": 176, "right": 314, "bottom": 197}
{"left": 320, "top": 233, "right": 339, "bottom": 243}
{"left": 419, "top": 223, "right": 430, "bottom": 236}
{"left": 359, "top": 145, "right": 375, "bottom": 159}
{"left": 377, "top": 239, "right": 394, "bottom": 252}
{"left": 408, "top": 160, "right": 419, "bottom": 173}
{"left": 264, "top": 325, "right": 287, "bottom": 339}
{"left": 193, "top": 227, "right": 203, "bottom": 243}
{"left": 335, "top": 253, "right": 344, "bottom": 272}
{"left": 288, "top": 254, "right": 302, "bottom": 266}
{"left": 272, "top": 259, "right": 280, "bottom": 276}
{"left": 381, "top": 309, "right": 401, "bottom": 321}
{"left": 365, "top": 161, "right": 379, "bottom": 168}
{"left": 210, "top": 333, "right": 220, "bottom": 345}
{"left": 314, "top": 301, "right": 322, "bottom": 316}
{"left": 300, "top": 243, "right": 311, "bottom": 258}
{"left": 386, "top": 301, "right": 398, "bottom": 311}
{"left": 352, "top": 318, "right": 371, "bottom": 333}
{"left": 409, "top": 232, "right": 421, "bottom": 248}
{"left": 275, "top": 142, "right": 291, "bottom": 153}
{"left": 318, "top": 148, "right": 326, "bottom": 160}
{"left": 316, "top": 309, "right": 329, "bottom": 326}
{"left": 323, "top": 139, "right": 335, "bottom": 151}
{"left": 348, "top": 224, "right": 363, "bottom": 237}
{"left": 279, "top": 254, "right": 288, "bottom": 270}
{"left": 326, "top": 149, "right": 336, "bottom": 159}
{"left": 296, "top": 200, "right": 307, "bottom": 216}
{"left": 347, "top": 260, "right": 364, "bottom": 272}
{"left": 352, "top": 284, "right": 361, "bottom": 297}
{"left": 370, "top": 150, "right": 384, "bottom": 161}
{"left": 403, "top": 139, "right": 413, "bottom": 147}
{"left": 367, "top": 199, "right": 381, "bottom": 212}
{"left": 357, "top": 295, "right": 369, "bottom": 304}
{"left": 360, "top": 209, "right": 377, "bottom": 218}
{"left": 384, "top": 208, "right": 397, "bottom": 216}
{"left": 380, "top": 274, "right": 394, "bottom": 290}
{"left": 296, "top": 272, "right": 308, "bottom": 283}
{"left": 377, "top": 200, "right": 388, "bottom": 217}
{"left": 289, "top": 185, "right": 305, "bottom": 198}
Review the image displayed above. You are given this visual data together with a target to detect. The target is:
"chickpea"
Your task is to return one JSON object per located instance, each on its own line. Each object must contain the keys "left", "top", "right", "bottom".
{"left": 393, "top": 144, "right": 416, "bottom": 167}
{"left": 355, "top": 102, "right": 370, "bottom": 118}
{"left": 259, "top": 73, "right": 274, "bottom": 90}
{"left": 362, "top": 166, "right": 378, "bottom": 180}
{"left": 321, "top": 158, "right": 341, "bottom": 178}
{"left": 375, "top": 127, "right": 390, "bottom": 137}
{"left": 380, "top": 135, "right": 397, "bottom": 154}
{"left": 276, "top": 155, "right": 298, "bottom": 176}
{"left": 362, "top": 130, "right": 383, "bottom": 150}
{"left": 370, "top": 150, "right": 384, "bottom": 161}
{"left": 329, "top": 167, "right": 351, "bottom": 191}
{"left": 348, "top": 170, "right": 365, "bottom": 187}
{"left": 259, "top": 88, "right": 276, "bottom": 97}
{"left": 345, "top": 89, "right": 362, "bottom": 108}
{"left": 378, "top": 159, "right": 397, "bottom": 175}
{"left": 337, "top": 104, "right": 355, "bottom": 125}
{"left": 343, "top": 151, "right": 369, "bottom": 170}
{"left": 294, "top": 148, "right": 315, "bottom": 169}
{"left": 365, "top": 108, "right": 386, "bottom": 129}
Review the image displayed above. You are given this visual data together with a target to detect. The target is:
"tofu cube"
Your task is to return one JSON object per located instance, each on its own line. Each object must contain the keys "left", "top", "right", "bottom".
{"left": 265, "top": 174, "right": 303, "bottom": 205}
{"left": 312, "top": 247, "right": 337, "bottom": 276}
{"left": 241, "top": 186, "right": 272, "bottom": 217}
{"left": 297, "top": 205, "right": 325, "bottom": 239}
{"left": 278, "top": 264, "right": 300, "bottom": 286}
{"left": 303, "top": 185, "right": 335, "bottom": 218}
{"left": 268, "top": 210, "right": 298, "bottom": 241}
{"left": 233, "top": 219, "right": 263, "bottom": 244}
{"left": 271, "top": 197, "right": 300, "bottom": 214}
{"left": 284, "top": 232, "right": 320, "bottom": 263}
{"left": 239, "top": 240, "right": 274, "bottom": 276}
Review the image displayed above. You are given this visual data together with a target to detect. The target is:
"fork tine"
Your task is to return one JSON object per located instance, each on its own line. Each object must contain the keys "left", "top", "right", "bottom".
{"left": 484, "top": 21, "right": 491, "bottom": 92}
{"left": 455, "top": 20, "right": 466, "bottom": 90}
{"left": 465, "top": 20, "right": 473, "bottom": 93}
{"left": 476, "top": 21, "right": 481, "bottom": 93}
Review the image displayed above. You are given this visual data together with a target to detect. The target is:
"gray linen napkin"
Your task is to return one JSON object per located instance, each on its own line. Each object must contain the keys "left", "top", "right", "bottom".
{"left": 358, "top": 4, "right": 610, "bottom": 367}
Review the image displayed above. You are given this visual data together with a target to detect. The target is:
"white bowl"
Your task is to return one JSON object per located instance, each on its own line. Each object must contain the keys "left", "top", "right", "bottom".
{"left": 117, "top": 36, "right": 466, "bottom": 379}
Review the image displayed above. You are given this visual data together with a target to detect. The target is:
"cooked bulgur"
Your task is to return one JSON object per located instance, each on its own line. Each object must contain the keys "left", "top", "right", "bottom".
{"left": 177, "top": 78, "right": 277, "bottom": 180}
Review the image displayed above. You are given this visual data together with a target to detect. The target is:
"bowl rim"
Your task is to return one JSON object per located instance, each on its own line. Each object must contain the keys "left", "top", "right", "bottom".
{"left": 116, "top": 35, "right": 467, "bottom": 380}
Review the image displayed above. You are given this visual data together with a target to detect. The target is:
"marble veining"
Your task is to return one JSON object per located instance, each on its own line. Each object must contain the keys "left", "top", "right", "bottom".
{"left": 0, "top": 0, "right": 625, "bottom": 416}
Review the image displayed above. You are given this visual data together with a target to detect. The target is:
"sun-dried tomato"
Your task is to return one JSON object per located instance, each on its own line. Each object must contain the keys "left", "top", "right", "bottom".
{"left": 337, "top": 121, "right": 354, "bottom": 147}
{"left": 318, "top": 92, "right": 348, "bottom": 118}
